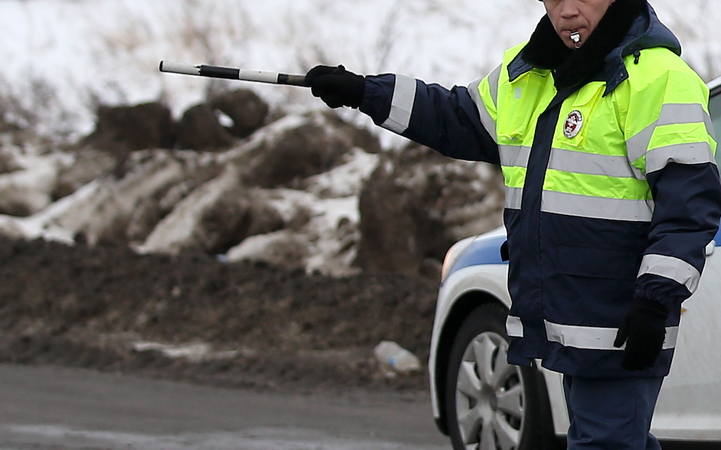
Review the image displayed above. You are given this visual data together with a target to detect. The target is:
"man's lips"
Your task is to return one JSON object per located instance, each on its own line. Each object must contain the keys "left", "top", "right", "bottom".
{"left": 563, "top": 28, "right": 583, "bottom": 36}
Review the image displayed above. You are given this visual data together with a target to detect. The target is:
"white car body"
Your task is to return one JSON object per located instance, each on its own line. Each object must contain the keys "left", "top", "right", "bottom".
{"left": 429, "top": 75, "right": 721, "bottom": 445}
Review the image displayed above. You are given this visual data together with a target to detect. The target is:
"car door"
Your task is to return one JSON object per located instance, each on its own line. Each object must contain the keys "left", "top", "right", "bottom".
{"left": 650, "top": 79, "right": 721, "bottom": 441}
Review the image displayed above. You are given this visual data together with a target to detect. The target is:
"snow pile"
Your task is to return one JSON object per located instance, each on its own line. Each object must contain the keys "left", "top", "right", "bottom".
{"left": 0, "top": 90, "right": 505, "bottom": 278}
{"left": 0, "top": 106, "right": 385, "bottom": 276}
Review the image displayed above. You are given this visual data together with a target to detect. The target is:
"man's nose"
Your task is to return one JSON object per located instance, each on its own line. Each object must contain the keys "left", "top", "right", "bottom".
{"left": 559, "top": 0, "right": 580, "bottom": 18}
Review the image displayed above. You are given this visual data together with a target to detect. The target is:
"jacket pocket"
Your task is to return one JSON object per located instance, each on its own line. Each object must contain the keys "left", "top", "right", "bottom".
{"left": 554, "top": 244, "right": 642, "bottom": 280}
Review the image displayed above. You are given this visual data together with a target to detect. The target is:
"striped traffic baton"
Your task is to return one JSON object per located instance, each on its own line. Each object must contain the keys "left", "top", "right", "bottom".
{"left": 159, "top": 61, "right": 307, "bottom": 87}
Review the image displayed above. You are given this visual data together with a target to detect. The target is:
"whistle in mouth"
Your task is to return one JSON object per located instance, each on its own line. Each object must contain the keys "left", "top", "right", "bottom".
{"left": 570, "top": 31, "right": 582, "bottom": 47}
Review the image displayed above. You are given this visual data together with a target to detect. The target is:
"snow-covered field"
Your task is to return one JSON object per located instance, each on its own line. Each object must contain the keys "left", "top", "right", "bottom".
{"left": 1, "top": 0, "right": 719, "bottom": 140}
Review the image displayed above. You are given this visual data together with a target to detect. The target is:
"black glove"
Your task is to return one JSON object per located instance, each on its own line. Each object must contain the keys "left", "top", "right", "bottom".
{"left": 613, "top": 298, "right": 669, "bottom": 371}
{"left": 305, "top": 65, "right": 365, "bottom": 109}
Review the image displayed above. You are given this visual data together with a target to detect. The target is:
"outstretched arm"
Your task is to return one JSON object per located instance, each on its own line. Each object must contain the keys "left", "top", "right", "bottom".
{"left": 305, "top": 65, "right": 500, "bottom": 165}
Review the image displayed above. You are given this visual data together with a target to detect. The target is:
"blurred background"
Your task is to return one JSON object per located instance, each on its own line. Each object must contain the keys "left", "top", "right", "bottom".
{"left": 0, "top": 0, "right": 718, "bottom": 395}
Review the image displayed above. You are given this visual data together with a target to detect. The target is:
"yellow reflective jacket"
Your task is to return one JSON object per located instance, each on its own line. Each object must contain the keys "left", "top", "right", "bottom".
{"left": 359, "top": 4, "right": 721, "bottom": 376}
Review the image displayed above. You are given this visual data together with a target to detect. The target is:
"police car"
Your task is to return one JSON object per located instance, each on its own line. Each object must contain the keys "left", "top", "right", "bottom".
{"left": 429, "top": 75, "right": 721, "bottom": 450}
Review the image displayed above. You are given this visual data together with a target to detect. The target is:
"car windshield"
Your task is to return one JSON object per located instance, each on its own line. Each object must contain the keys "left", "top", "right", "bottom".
{"left": 710, "top": 88, "right": 721, "bottom": 166}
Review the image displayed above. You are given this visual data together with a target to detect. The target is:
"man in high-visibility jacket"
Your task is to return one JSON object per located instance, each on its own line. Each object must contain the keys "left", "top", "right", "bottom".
{"left": 305, "top": 0, "right": 721, "bottom": 449}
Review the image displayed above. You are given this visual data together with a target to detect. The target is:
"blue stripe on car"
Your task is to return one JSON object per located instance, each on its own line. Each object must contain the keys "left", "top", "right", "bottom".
{"left": 446, "top": 233, "right": 508, "bottom": 280}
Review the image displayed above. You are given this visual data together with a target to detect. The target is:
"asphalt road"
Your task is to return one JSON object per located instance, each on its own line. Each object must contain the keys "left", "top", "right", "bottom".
{"left": 0, "top": 364, "right": 450, "bottom": 450}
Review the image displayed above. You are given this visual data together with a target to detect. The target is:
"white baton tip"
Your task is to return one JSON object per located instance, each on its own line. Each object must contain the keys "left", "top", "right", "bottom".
{"left": 159, "top": 61, "right": 201, "bottom": 76}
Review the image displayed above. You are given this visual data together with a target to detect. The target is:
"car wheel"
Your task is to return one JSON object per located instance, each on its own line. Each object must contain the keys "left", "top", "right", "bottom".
{"left": 444, "top": 302, "right": 557, "bottom": 450}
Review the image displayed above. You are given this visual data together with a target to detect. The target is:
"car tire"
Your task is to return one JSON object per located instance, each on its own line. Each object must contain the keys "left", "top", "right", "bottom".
{"left": 444, "top": 302, "right": 558, "bottom": 450}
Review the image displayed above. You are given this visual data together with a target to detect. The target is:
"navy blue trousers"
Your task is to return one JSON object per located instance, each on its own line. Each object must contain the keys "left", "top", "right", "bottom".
{"left": 563, "top": 375, "right": 664, "bottom": 450}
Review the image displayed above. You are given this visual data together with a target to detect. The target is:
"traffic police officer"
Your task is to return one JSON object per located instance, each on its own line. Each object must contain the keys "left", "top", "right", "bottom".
{"left": 305, "top": 0, "right": 721, "bottom": 449}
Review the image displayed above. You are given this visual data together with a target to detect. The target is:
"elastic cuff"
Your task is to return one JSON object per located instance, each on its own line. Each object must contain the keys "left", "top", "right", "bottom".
{"left": 359, "top": 74, "right": 395, "bottom": 125}
{"left": 634, "top": 273, "right": 689, "bottom": 311}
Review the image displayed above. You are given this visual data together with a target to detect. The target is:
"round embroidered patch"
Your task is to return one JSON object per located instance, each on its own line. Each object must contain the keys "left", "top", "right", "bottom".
{"left": 564, "top": 110, "right": 583, "bottom": 139}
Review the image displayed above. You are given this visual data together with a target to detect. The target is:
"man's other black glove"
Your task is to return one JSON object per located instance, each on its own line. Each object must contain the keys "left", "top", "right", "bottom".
{"left": 613, "top": 298, "right": 669, "bottom": 371}
{"left": 305, "top": 65, "right": 365, "bottom": 109}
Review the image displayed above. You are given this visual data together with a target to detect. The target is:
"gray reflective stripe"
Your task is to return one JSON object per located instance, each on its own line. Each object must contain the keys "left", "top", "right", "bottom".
{"left": 381, "top": 74, "right": 417, "bottom": 134}
{"left": 545, "top": 320, "right": 679, "bottom": 350}
{"left": 627, "top": 103, "right": 714, "bottom": 165}
{"left": 467, "top": 78, "right": 497, "bottom": 143}
{"left": 505, "top": 186, "right": 523, "bottom": 209}
{"left": 542, "top": 191, "right": 653, "bottom": 222}
{"left": 645, "top": 142, "right": 716, "bottom": 174}
{"left": 487, "top": 64, "right": 501, "bottom": 106}
{"left": 658, "top": 103, "right": 713, "bottom": 128}
{"left": 499, "top": 145, "right": 531, "bottom": 167}
{"left": 638, "top": 254, "right": 701, "bottom": 293}
{"left": 626, "top": 125, "right": 655, "bottom": 164}
{"left": 548, "top": 148, "right": 640, "bottom": 178}
{"left": 506, "top": 315, "right": 523, "bottom": 338}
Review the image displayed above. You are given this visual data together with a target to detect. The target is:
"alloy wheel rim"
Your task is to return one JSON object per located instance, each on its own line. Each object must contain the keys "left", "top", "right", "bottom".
{"left": 454, "top": 331, "right": 525, "bottom": 450}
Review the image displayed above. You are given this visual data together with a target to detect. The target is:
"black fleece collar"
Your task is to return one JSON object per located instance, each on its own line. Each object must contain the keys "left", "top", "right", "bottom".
{"left": 512, "top": 0, "right": 655, "bottom": 93}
